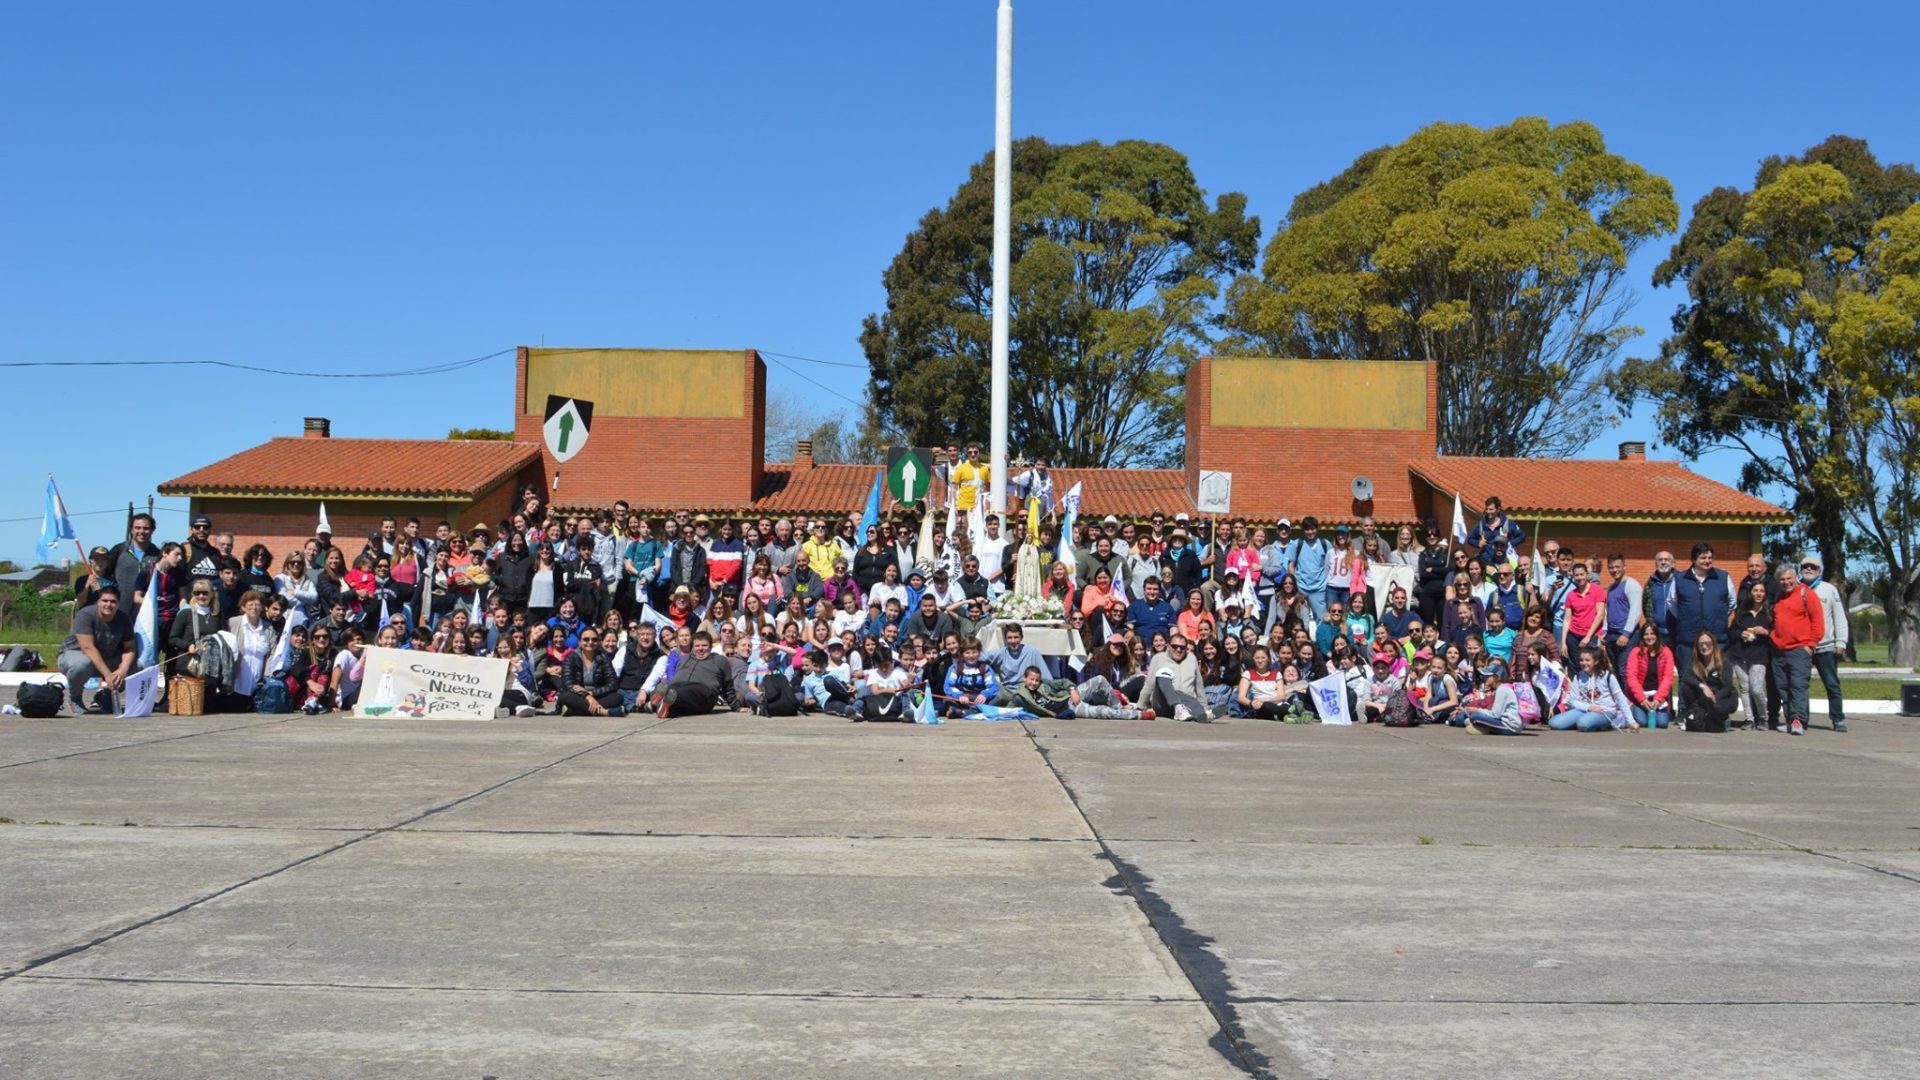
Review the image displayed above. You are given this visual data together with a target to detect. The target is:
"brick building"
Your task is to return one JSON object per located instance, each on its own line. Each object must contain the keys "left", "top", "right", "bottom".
{"left": 158, "top": 347, "right": 1789, "bottom": 576}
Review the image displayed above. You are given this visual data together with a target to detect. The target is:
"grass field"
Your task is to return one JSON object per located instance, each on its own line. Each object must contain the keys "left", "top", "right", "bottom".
{"left": 1, "top": 630, "right": 65, "bottom": 649}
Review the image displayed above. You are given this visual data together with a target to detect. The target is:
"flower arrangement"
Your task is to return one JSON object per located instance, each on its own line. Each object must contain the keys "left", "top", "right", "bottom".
{"left": 992, "top": 592, "right": 1065, "bottom": 622}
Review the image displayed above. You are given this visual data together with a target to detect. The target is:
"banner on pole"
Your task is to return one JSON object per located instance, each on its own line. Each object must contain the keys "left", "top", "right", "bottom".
{"left": 1197, "top": 471, "right": 1233, "bottom": 515}
{"left": 354, "top": 645, "right": 506, "bottom": 720}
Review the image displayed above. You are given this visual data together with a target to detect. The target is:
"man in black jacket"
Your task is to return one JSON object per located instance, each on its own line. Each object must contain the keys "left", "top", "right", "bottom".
{"left": 183, "top": 515, "right": 222, "bottom": 586}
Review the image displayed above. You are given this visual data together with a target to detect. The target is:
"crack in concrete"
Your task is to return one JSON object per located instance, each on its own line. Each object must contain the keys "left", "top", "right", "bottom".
{"left": 0, "top": 716, "right": 300, "bottom": 771}
{"left": 1018, "top": 719, "right": 1286, "bottom": 1080}
{"left": 0, "top": 718, "right": 673, "bottom": 983}
{"left": 13, "top": 972, "right": 1197, "bottom": 1003}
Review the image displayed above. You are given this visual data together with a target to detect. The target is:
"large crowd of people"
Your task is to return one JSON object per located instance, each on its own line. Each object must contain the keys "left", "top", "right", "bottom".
{"left": 52, "top": 455, "right": 1850, "bottom": 735}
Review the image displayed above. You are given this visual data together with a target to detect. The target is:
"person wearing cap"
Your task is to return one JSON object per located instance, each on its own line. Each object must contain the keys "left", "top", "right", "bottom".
{"left": 1214, "top": 568, "right": 1259, "bottom": 622}
{"left": 1800, "top": 553, "right": 1848, "bottom": 732}
{"left": 183, "top": 514, "right": 221, "bottom": 585}
{"left": 1460, "top": 662, "right": 1525, "bottom": 734}
{"left": 925, "top": 564, "right": 967, "bottom": 613}
{"left": 1160, "top": 528, "right": 1203, "bottom": 597}
{"left": 74, "top": 545, "right": 118, "bottom": 610}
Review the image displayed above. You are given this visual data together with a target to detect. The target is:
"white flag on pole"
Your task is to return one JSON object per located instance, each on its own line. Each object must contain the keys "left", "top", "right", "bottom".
{"left": 116, "top": 664, "right": 163, "bottom": 719}
{"left": 1451, "top": 491, "right": 1468, "bottom": 547}
{"left": 1308, "top": 671, "right": 1353, "bottom": 725}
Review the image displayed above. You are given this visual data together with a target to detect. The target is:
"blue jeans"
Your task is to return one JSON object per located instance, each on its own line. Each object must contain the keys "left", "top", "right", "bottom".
{"left": 1463, "top": 708, "right": 1523, "bottom": 734}
{"left": 1632, "top": 705, "right": 1670, "bottom": 729}
{"left": 1301, "top": 585, "right": 1328, "bottom": 622}
{"left": 1550, "top": 709, "right": 1615, "bottom": 732}
{"left": 1771, "top": 648, "right": 1812, "bottom": 726}
{"left": 1811, "top": 650, "right": 1845, "bottom": 725}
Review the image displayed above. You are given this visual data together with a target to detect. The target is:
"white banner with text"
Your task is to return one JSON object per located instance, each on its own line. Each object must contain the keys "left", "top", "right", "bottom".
{"left": 353, "top": 646, "right": 505, "bottom": 721}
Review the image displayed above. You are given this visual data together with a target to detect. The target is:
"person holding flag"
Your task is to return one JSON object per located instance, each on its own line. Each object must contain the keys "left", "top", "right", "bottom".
{"left": 57, "top": 586, "right": 135, "bottom": 713}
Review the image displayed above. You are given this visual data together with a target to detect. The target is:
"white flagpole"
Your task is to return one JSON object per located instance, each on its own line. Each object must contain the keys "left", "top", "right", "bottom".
{"left": 988, "top": 0, "right": 1013, "bottom": 518}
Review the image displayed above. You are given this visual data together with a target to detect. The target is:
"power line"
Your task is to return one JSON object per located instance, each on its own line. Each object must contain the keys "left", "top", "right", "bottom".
{"left": 761, "top": 353, "right": 867, "bottom": 409}
{"left": 758, "top": 349, "right": 868, "bottom": 370}
{"left": 0, "top": 507, "right": 129, "bottom": 525}
{"left": 0, "top": 347, "right": 516, "bottom": 379}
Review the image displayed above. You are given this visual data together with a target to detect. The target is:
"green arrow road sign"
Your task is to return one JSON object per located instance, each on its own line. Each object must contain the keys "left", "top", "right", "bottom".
{"left": 885, "top": 447, "right": 934, "bottom": 504}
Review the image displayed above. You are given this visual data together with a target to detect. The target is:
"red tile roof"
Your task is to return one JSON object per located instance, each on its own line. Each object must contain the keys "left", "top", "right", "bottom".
{"left": 754, "top": 463, "right": 882, "bottom": 513}
{"left": 1407, "top": 456, "right": 1790, "bottom": 522}
{"left": 1049, "top": 468, "right": 1195, "bottom": 518}
{"left": 160, "top": 437, "right": 542, "bottom": 499}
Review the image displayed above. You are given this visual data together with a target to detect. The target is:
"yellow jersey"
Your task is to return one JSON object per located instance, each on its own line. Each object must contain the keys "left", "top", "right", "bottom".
{"left": 953, "top": 460, "right": 990, "bottom": 511}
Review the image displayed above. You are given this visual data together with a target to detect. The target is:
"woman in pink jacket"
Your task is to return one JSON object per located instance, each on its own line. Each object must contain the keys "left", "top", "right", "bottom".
{"left": 1621, "top": 623, "right": 1676, "bottom": 729}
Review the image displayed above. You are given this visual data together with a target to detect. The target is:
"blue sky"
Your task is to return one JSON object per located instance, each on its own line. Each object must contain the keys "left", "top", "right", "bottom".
{"left": 4, "top": 1, "right": 1915, "bottom": 562}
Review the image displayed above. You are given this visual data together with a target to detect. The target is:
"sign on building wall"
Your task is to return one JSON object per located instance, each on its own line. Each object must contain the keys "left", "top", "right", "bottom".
{"left": 886, "top": 447, "right": 935, "bottom": 505}
{"left": 1197, "top": 471, "right": 1233, "bottom": 514}
{"left": 542, "top": 395, "right": 594, "bottom": 463}
{"left": 354, "top": 646, "right": 507, "bottom": 720}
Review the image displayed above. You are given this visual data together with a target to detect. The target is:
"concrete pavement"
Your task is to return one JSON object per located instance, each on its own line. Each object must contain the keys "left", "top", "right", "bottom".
{"left": 2, "top": 709, "right": 1915, "bottom": 1078}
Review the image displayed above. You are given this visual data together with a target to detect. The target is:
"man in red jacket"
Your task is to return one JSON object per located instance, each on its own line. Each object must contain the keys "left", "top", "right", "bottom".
{"left": 1769, "top": 564, "right": 1826, "bottom": 736}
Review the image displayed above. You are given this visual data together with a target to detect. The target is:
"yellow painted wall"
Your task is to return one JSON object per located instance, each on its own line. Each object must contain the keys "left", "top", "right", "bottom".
{"left": 523, "top": 348, "right": 744, "bottom": 418}
{"left": 1210, "top": 358, "right": 1427, "bottom": 430}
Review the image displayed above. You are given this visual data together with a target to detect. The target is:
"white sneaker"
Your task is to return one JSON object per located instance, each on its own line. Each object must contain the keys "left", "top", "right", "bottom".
{"left": 1173, "top": 705, "right": 1193, "bottom": 723}
{"left": 514, "top": 704, "right": 537, "bottom": 718}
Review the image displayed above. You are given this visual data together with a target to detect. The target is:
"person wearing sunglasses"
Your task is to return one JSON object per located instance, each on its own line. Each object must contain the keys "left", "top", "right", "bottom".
{"left": 1145, "top": 633, "right": 1216, "bottom": 723}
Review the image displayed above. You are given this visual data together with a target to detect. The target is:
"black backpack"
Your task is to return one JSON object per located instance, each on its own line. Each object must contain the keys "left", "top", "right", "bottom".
{"left": 16, "top": 679, "right": 66, "bottom": 718}
{"left": 759, "top": 671, "right": 800, "bottom": 717}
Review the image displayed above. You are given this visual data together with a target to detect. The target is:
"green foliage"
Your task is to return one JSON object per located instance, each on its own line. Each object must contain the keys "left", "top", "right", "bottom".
{"left": 861, "top": 138, "right": 1257, "bottom": 468}
{"left": 1220, "top": 117, "right": 1678, "bottom": 457}
{"left": 0, "top": 579, "right": 72, "bottom": 640}
{"left": 1613, "top": 136, "right": 1920, "bottom": 662}
{"left": 447, "top": 427, "right": 513, "bottom": 441}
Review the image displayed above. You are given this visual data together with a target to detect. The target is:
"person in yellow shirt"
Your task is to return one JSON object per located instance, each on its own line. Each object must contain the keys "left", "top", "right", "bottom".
{"left": 801, "top": 520, "right": 842, "bottom": 579}
{"left": 952, "top": 444, "right": 990, "bottom": 512}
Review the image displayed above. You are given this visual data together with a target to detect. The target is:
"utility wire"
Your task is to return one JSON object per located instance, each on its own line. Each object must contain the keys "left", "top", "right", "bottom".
{"left": 0, "top": 347, "right": 515, "bottom": 379}
{"left": 761, "top": 353, "right": 868, "bottom": 409}
{"left": 758, "top": 349, "right": 868, "bottom": 370}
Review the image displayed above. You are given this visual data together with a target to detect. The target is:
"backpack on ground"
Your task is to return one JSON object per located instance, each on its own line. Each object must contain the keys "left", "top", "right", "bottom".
{"left": 759, "top": 671, "right": 800, "bottom": 717}
{"left": 16, "top": 679, "right": 66, "bottom": 718}
{"left": 1381, "top": 687, "right": 1418, "bottom": 727}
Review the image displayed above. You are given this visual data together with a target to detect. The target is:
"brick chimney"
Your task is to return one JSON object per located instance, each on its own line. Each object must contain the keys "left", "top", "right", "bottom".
{"left": 304, "top": 417, "right": 331, "bottom": 440}
{"left": 796, "top": 438, "right": 814, "bottom": 469}
{"left": 1618, "top": 440, "right": 1646, "bottom": 461}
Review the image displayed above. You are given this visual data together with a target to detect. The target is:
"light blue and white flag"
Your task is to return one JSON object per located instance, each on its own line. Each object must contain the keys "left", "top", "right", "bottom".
{"left": 912, "top": 690, "right": 941, "bottom": 725}
{"left": 36, "top": 476, "right": 77, "bottom": 563}
{"left": 1057, "top": 481, "right": 1084, "bottom": 570}
{"left": 133, "top": 570, "right": 160, "bottom": 669}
